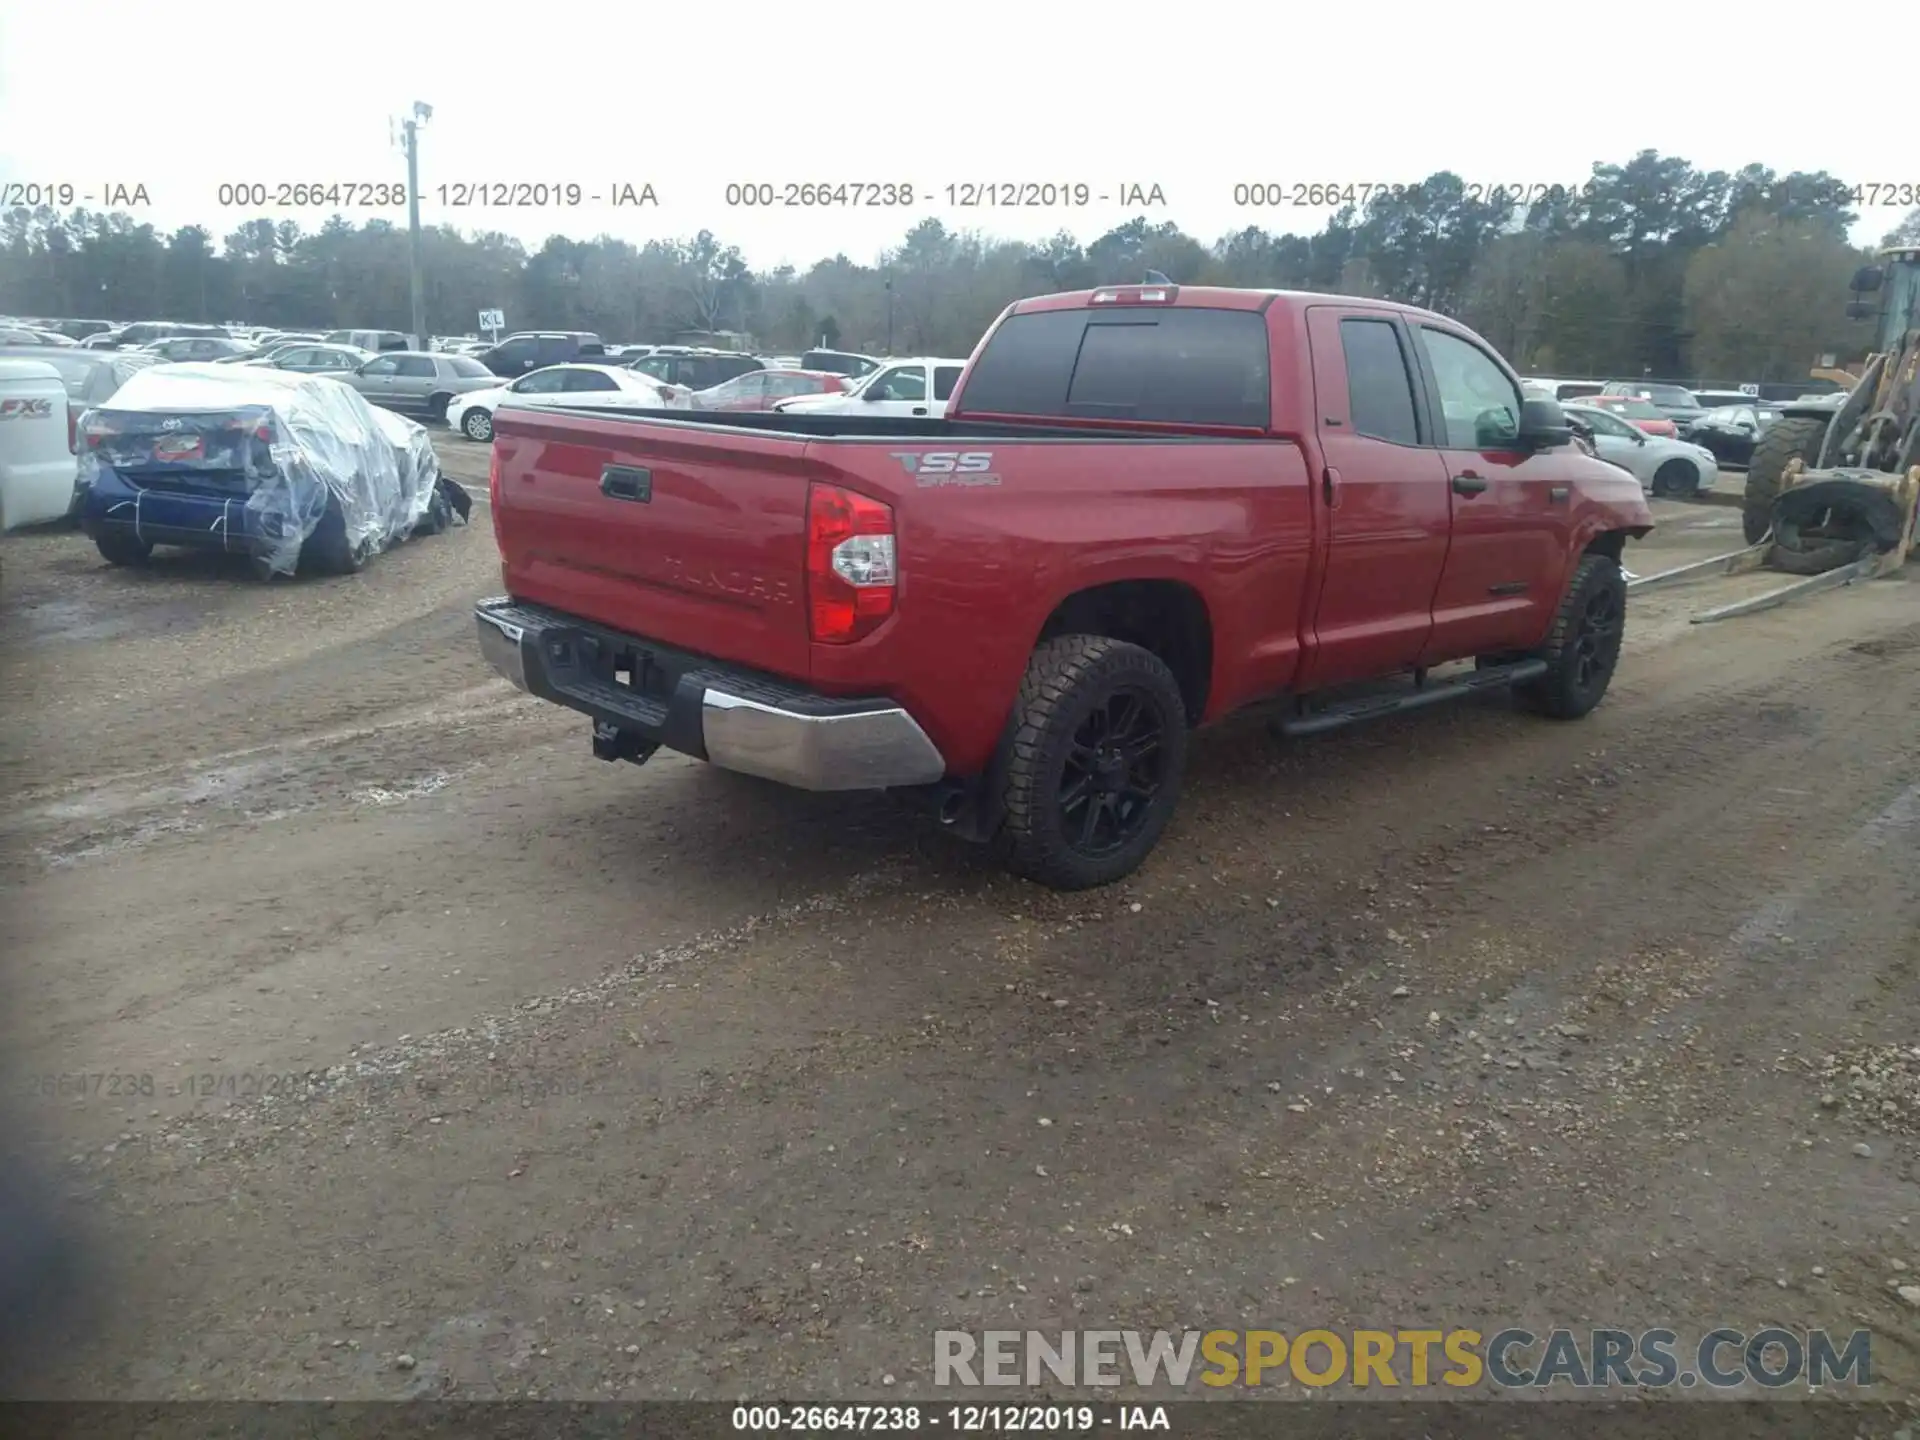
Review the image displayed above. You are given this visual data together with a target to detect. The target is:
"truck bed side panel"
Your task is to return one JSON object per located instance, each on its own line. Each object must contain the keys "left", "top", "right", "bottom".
{"left": 802, "top": 435, "right": 1317, "bottom": 773}
{"left": 492, "top": 408, "right": 815, "bottom": 680}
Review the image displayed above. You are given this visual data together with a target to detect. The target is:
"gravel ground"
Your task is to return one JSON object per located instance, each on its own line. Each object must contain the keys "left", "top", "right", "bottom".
{"left": 3, "top": 437, "right": 1918, "bottom": 1408}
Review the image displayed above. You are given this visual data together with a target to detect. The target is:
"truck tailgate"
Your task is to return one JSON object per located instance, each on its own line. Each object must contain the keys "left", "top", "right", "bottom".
{"left": 492, "top": 407, "right": 814, "bottom": 680}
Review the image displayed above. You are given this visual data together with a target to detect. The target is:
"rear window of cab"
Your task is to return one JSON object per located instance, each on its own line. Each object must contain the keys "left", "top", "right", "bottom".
{"left": 956, "top": 307, "right": 1270, "bottom": 428}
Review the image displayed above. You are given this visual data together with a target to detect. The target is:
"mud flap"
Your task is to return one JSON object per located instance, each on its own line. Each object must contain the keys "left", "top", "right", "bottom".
{"left": 437, "top": 473, "right": 473, "bottom": 525}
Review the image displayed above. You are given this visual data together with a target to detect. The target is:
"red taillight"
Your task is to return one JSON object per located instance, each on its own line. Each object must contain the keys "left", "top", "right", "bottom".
{"left": 806, "top": 483, "right": 896, "bottom": 645}
{"left": 488, "top": 441, "right": 503, "bottom": 511}
{"left": 68, "top": 405, "right": 78, "bottom": 452}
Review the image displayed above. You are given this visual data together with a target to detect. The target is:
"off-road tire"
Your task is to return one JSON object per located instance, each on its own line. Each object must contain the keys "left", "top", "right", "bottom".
{"left": 462, "top": 408, "right": 493, "bottom": 443}
{"left": 1742, "top": 415, "right": 1829, "bottom": 544}
{"left": 1516, "top": 553, "right": 1627, "bottom": 720}
{"left": 994, "top": 635, "right": 1189, "bottom": 892}
{"left": 1651, "top": 458, "right": 1700, "bottom": 499}
{"left": 93, "top": 531, "right": 151, "bottom": 567}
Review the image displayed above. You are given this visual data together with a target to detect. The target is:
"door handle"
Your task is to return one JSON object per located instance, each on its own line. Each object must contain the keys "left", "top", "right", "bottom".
{"left": 912, "top": 406, "right": 927, "bottom": 416}
{"left": 600, "top": 465, "right": 652, "bottom": 503}
{"left": 1451, "top": 473, "right": 1488, "bottom": 496}
{"left": 1322, "top": 465, "right": 1341, "bottom": 508}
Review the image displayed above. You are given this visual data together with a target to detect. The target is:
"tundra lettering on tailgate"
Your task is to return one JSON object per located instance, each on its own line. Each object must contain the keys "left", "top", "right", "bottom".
{"left": 890, "top": 450, "right": 1002, "bottom": 488}
{"left": 658, "top": 553, "right": 796, "bottom": 606}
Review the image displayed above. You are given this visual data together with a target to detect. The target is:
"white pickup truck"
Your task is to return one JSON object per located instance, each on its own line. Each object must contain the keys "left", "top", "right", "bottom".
{"left": 0, "top": 358, "right": 78, "bottom": 530}
{"left": 771, "top": 356, "right": 969, "bottom": 417}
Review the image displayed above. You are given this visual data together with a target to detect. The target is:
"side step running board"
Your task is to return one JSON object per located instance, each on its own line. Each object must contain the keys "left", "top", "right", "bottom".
{"left": 1277, "top": 659, "right": 1549, "bottom": 739}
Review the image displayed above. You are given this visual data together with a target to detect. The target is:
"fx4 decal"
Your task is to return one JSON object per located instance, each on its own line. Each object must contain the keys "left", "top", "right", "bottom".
{"left": 0, "top": 398, "right": 54, "bottom": 419}
{"left": 888, "top": 450, "right": 1002, "bottom": 488}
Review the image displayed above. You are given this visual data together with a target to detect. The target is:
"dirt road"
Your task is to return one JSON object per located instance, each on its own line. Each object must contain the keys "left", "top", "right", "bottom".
{"left": 3, "top": 439, "right": 1917, "bottom": 1402}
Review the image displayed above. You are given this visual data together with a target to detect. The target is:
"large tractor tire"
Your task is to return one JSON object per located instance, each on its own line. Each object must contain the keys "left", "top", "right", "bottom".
{"left": 1742, "top": 415, "right": 1830, "bottom": 545}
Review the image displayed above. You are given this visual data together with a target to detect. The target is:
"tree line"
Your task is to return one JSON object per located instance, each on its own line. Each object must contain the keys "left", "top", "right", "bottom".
{"left": 5, "top": 151, "right": 1918, "bottom": 382}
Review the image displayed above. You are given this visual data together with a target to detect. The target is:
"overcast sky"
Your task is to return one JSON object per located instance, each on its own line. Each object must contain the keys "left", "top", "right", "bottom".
{"left": 2, "top": 3, "right": 1911, "bottom": 271}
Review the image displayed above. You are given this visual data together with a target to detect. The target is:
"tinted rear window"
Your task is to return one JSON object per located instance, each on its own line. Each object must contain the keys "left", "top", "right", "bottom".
{"left": 957, "top": 307, "right": 1270, "bottom": 427}
{"left": 447, "top": 356, "right": 492, "bottom": 378}
{"left": 1339, "top": 318, "right": 1420, "bottom": 446}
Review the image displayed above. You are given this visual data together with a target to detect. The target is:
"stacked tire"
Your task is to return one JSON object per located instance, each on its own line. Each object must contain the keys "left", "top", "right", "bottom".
{"left": 1741, "top": 416, "right": 1828, "bottom": 546}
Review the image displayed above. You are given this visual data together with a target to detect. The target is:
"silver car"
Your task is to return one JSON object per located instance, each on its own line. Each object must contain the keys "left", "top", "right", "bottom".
{"left": 1563, "top": 403, "right": 1721, "bottom": 498}
{"left": 245, "top": 343, "right": 373, "bottom": 375}
{"left": 341, "top": 351, "right": 500, "bottom": 422}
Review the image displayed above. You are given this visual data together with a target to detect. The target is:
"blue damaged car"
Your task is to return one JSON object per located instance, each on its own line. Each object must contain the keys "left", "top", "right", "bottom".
{"left": 76, "top": 363, "right": 467, "bottom": 579}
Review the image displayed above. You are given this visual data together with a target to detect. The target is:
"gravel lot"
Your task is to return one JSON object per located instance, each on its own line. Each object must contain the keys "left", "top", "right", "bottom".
{"left": 2, "top": 436, "right": 1918, "bottom": 1403}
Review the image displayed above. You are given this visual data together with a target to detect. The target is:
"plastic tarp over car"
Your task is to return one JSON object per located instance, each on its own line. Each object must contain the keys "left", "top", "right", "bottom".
{"left": 78, "top": 363, "right": 442, "bottom": 576}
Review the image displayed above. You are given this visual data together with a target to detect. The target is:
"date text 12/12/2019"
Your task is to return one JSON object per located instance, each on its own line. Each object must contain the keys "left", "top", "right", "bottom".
{"left": 720, "top": 182, "right": 1168, "bottom": 209}
{"left": 208, "top": 182, "right": 660, "bottom": 209}
{"left": 729, "top": 1405, "right": 1171, "bottom": 1431}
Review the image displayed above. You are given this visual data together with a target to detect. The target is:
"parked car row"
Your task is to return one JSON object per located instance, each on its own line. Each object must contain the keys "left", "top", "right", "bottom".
{"left": 1524, "top": 375, "right": 1787, "bottom": 476}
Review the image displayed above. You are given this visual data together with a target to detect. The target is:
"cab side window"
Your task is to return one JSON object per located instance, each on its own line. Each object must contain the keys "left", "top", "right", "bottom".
{"left": 1338, "top": 318, "right": 1421, "bottom": 446}
{"left": 1417, "top": 327, "right": 1522, "bottom": 449}
{"left": 869, "top": 366, "right": 927, "bottom": 401}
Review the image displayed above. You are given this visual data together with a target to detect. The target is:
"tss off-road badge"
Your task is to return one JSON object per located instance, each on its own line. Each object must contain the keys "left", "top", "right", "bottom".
{"left": 889, "top": 451, "right": 1002, "bottom": 488}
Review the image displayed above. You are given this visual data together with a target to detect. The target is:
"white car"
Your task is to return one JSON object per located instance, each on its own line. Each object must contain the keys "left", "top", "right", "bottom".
{"left": 1564, "top": 402, "right": 1720, "bottom": 498}
{"left": 771, "top": 357, "right": 969, "bottom": 417}
{"left": 446, "top": 363, "right": 682, "bottom": 442}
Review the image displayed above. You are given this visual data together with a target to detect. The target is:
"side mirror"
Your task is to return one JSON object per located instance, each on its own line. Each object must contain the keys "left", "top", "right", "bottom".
{"left": 1516, "top": 396, "right": 1572, "bottom": 451}
{"left": 1850, "top": 264, "right": 1884, "bottom": 293}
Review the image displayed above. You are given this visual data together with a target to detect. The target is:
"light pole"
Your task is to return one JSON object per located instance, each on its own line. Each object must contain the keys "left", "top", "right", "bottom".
{"left": 398, "top": 102, "right": 432, "bottom": 346}
{"left": 884, "top": 276, "right": 894, "bottom": 355}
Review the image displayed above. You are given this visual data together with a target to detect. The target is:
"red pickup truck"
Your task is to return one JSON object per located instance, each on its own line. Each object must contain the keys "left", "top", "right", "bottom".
{"left": 476, "top": 283, "right": 1652, "bottom": 889}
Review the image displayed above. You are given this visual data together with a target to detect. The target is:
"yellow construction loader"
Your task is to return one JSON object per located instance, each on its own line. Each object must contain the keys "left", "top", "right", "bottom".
{"left": 1628, "top": 245, "right": 1920, "bottom": 621}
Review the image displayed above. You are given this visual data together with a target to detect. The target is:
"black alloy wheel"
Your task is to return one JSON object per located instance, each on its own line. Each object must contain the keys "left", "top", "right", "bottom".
{"left": 1058, "top": 687, "right": 1167, "bottom": 858}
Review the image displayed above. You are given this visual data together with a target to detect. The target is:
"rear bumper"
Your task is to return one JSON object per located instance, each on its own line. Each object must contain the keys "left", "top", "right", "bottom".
{"left": 475, "top": 597, "right": 946, "bottom": 791}
{"left": 78, "top": 473, "right": 283, "bottom": 555}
